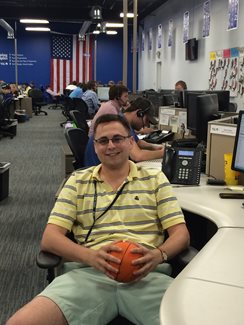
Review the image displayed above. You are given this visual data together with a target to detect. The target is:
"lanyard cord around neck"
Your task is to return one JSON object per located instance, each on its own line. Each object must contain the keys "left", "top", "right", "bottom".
{"left": 84, "top": 180, "right": 127, "bottom": 244}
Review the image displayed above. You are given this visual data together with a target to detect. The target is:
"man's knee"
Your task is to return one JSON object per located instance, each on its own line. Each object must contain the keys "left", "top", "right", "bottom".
{"left": 6, "top": 296, "right": 67, "bottom": 325}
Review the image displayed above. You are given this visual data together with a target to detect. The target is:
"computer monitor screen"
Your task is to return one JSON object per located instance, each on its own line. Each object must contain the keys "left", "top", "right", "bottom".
{"left": 97, "top": 86, "right": 110, "bottom": 101}
{"left": 145, "top": 91, "right": 164, "bottom": 117}
{"left": 196, "top": 94, "right": 219, "bottom": 143}
{"left": 206, "top": 90, "right": 230, "bottom": 112}
{"left": 186, "top": 92, "right": 205, "bottom": 134}
{"left": 232, "top": 110, "right": 244, "bottom": 173}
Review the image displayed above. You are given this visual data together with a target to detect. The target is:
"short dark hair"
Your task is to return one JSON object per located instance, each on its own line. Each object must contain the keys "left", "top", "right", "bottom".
{"left": 86, "top": 80, "right": 96, "bottom": 90}
{"left": 125, "top": 97, "right": 152, "bottom": 113}
{"left": 94, "top": 114, "right": 131, "bottom": 136}
{"left": 175, "top": 80, "right": 187, "bottom": 90}
{"left": 109, "top": 85, "right": 128, "bottom": 100}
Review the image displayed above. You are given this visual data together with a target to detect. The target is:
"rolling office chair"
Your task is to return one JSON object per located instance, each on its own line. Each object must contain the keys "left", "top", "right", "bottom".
{"left": 69, "top": 110, "right": 89, "bottom": 135}
{"left": 37, "top": 238, "right": 197, "bottom": 324}
{"left": 60, "top": 96, "right": 74, "bottom": 127}
{"left": 64, "top": 127, "right": 89, "bottom": 170}
{"left": 28, "top": 88, "right": 48, "bottom": 116}
{"left": 72, "top": 97, "right": 89, "bottom": 120}
{"left": 44, "top": 91, "right": 64, "bottom": 110}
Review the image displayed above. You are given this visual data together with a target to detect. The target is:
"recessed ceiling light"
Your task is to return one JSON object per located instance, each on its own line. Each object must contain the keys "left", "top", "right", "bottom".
{"left": 120, "top": 13, "right": 135, "bottom": 18}
{"left": 25, "top": 27, "right": 50, "bottom": 31}
{"left": 106, "top": 31, "right": 118, "bottom": 35}
{"left": 97, "top": 22, "right": 124, "bottom": 28}
{"left": 93, "top": 30, "right": 100, "bottom": 34}
{"left": 20, "top": 19, "right": 49, "bottom": 24}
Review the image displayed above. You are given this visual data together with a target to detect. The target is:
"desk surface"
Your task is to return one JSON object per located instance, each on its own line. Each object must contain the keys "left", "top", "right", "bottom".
{"left": 136, "top": 160, "right": 244, "bottom": 325}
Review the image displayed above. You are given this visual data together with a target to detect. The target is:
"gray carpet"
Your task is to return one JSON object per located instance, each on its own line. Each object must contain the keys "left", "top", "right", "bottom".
{"left": 0, "top": 108, "right": 66, "bottom": 323}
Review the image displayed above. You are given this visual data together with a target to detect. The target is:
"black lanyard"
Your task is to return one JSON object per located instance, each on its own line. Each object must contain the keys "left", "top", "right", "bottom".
{"left": 84, "top": 180, "right": 127, "bottom": 243}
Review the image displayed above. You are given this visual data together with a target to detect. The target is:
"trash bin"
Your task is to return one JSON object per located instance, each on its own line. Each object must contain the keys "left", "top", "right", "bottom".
{"left": 0, "top": 162, "right": 10, "bottom": 201}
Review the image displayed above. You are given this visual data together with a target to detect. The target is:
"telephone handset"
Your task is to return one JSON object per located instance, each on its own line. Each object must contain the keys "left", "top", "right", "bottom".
{"left": 144, "top": 130, "right": 174, "bottom": 144}
{"left": 162, "top": 143, "right": 203, "bottom": 185}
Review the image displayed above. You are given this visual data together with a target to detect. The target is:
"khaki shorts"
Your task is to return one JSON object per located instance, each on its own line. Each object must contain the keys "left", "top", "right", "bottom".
{"left": 39, "top": 263, "right": 173, "bottom": 325}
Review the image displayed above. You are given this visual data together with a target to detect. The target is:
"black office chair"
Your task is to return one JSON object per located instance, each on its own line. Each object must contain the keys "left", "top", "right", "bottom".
{"left": 64, "top": 127, "right": 89, "bottom": 170}
{"left": 69, "top": 110, "right": 89, "bottom": 135}
{"left": 28, "top": 88, "right": 48, "bottom": 116}
{"left": 72, "top": 98, "right": 89, "bottom": 120}
{"left": 44, "top": 91, "right": 64, "bottom": 110}
{"left": 37, "top": 241, "right": 197, "bottom": 325}
{"left": 60, "top": 96, "right": 74, "bottom": 127}
{"left": 0, "top": 98, "right": 17, "bottom": 139}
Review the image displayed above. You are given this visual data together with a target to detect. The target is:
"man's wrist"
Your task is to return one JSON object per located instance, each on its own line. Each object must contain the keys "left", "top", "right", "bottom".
{"left": 156, "top": 247, "right": 168, "bottom": 264}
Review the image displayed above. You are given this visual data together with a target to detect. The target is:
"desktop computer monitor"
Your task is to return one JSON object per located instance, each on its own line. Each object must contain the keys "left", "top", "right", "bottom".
{"left": 97, "top": 86, "right": 110, "bottom": 101}
{"left": 196, "top": 94, "right": 219, "bottom": 143}
{"left": 206, "top": 90, "right": 230, "bottom": 112}
{"left": 186, "top": 92, "right": 205, "bottom": 135}
{"left": 232, "top": 110, "right": 244, "bottom": 173}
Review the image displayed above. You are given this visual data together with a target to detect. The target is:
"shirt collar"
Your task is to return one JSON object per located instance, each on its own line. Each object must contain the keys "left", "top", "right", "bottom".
{"left": 91, "top": 161, "right": 139, "bottom": 182}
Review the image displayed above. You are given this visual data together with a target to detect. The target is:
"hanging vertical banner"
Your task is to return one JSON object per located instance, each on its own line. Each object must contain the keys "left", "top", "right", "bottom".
{"left": 148, "top": 28, "right": 153, "bottom": 51}
{"left": 168, "top": 19, "right": 173, "bottom": 47}
{"left": 141, "top": 31, "right": 145, "bottom": 51}
{"left": 157, "top": 24, "right": 162, "bottom": 49}
{"left": 228, "top": 0, "right": 239, "bottom": 30}
{"left": 203, "top": 1, "right": 211, "bottom": 38}
{"left": 183, "top": 11, "right": 189, "bottom": 43}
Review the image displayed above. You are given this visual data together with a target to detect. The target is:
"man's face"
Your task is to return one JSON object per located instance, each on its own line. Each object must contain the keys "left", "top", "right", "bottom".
{"left": 118, "top": 92, "right": 129, "bottom": 106}
{"left": 94, "top": 121, "right": 133, "bottom": 168}
{"left": 130, "top": 110, "right": 150, "bottom": 131}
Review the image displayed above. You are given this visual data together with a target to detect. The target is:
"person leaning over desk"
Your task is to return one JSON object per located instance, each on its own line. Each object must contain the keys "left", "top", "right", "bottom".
{"left": 7, "top": 114, "right": 189, "bottom": 325}
{"left": 84, "top": 98, "right": 165, "bottom": 167}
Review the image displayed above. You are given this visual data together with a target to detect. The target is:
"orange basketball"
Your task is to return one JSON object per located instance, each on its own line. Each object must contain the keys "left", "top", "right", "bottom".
{"left": 108, "top": 241, "right": 143, "bottom": 283}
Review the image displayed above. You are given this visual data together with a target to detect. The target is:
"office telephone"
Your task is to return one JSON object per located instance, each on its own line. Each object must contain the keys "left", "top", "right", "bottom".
{"left": 162, "top": 143, "right": 203, "bottom": 185}
{"left": 144, "top": 130, "right": 174, "bottom": 144}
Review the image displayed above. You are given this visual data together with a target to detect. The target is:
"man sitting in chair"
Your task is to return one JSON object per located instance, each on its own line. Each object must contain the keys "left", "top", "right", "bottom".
{"left": 7, "top": 114, "right": 189, "bottom": 325}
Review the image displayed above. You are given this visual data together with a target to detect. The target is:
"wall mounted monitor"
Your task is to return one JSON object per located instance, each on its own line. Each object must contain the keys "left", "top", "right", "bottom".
{"left": 97, "top": 86, "right": 110, "bottom": 101}
{"left": 185, "top": 38, "right": 198, "bottom": 61}
{"left": 232, "top": 110, "right": 244, "bottom": 173}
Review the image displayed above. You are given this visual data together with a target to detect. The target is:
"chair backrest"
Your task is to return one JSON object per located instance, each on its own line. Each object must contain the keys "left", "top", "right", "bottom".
{"left": 28, "top": 88, "right": 43, "bottom": 100}
{"left": 72, "top": 98, "right": 89, "bottom": 119}
{"left": 69, "top": 110, "right": 89, "bottom": 134}
{"left": 64, "top": 128, "right": 89, "bottom": 169}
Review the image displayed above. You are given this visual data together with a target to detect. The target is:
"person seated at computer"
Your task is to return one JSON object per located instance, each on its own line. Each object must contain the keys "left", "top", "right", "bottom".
{"left": 82, "top": 80, "right": 100, "bottom": 118}
{"left": 7, "top": 113, "right": 189, "bottom": 325}
{"left": 45, "top": 85, "right": 60, "bottom": 100}
{"left": 66, "top": 80, "right": 77, "bottom": 91}
{"left": 84, "top": 97, "right": 164, "bottom": 167}
{"left": 175, "top": 80, "right": 187, "bottom": 91}
{"left": 108, "top": 80, "right": 115, "bottom": 87}
{"left": 88, "top": 84, "right": 130, "bottom": 137}
{"left": 0, "top": 83, "right": 14, "bottom": 101}
{"left": 69, "top": 82, "right": 86, "bottom": 99}
{"left": 23, "top": 82, "right": 34, "bottom": 96}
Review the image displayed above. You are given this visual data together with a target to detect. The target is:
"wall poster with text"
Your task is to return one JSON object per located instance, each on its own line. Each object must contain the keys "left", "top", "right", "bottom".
{"left": 168, "top": 19, "right": 173, "bottom": 47}
{"left": 203, "top": 0, "right": 211, "bottom": 38}
{"left": 183, "top": 11, "right": 189, "bottom": 43}
{"left": 228, "top": 0, "right": 239, "bottom": 30}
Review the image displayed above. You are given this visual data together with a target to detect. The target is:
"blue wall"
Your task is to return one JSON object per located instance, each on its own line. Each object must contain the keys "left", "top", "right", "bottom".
{"left": 0, "top": 21, "right": 134, "bottom": 90}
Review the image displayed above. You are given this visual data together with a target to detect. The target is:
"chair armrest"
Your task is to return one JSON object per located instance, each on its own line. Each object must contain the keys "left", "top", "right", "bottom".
{"left": 36, "top": 250, "right": 62, "bottom": 269}
{"left": 170, "top": 246, "right": 198, "bottom": 277}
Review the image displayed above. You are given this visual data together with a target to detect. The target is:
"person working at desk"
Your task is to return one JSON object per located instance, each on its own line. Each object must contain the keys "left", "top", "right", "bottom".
{"left": 7, "top": 114, "right": 189, "bottom": 325}
{"left": 84, "top": 98, "right": 165, "bottom": 166}
{"left": 82, "top": 80, "right": 100, "bottom": 118}
{"left": 88, "top": 84, "right": 130, "bottom": 136}
{"left": 175, "top": 80, "right": 187, "bottom": 91}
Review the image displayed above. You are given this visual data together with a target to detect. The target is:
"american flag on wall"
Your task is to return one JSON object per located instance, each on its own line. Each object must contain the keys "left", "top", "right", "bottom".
{"left": 50, "top": 34, "right": 93, "bottom": 94}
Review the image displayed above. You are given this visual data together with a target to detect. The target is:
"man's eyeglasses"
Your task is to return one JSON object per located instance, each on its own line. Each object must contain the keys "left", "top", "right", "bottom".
{"left": 94, "top": 135, "right": 131, "bottom": 146}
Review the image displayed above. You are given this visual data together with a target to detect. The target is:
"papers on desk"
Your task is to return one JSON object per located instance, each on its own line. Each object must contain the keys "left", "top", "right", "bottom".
{"left": 225, "top": 186, "right": 244, "bottom": 192}
{"left": 136, "top": 159, "right": 162, "bottom": 169}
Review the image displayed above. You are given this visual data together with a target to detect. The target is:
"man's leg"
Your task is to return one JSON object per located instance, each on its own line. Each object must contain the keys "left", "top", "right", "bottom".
{"left": 6, "top": 296, "right": 67, "bottom": 325}
{"left": 117, "top": 269, "right": 173, "bottom": 325}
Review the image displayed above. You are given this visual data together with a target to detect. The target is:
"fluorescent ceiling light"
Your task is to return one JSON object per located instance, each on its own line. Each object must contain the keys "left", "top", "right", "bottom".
{"left": 106, "top": 31, "right": 118, "bottom": 35}
{"left": 120, "top": 13, "right": 135, "bottom": 18}
{"left": 97, "top": 22, "right": 123, "bottom": 28}
{"left": 93, "top": 30, "right": 100, "bottom": 34}
{"left": 20, "top": 19, "right": 49, "bottom": 24}
{"left": 25, "top": 27, "right": 50, "bottom": 31}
